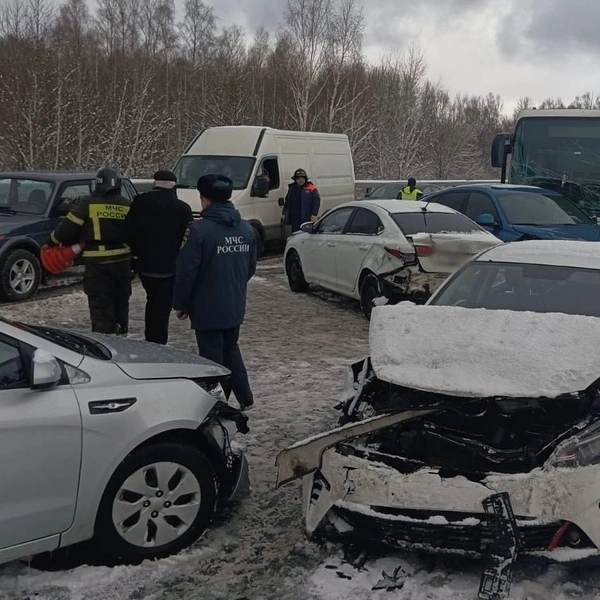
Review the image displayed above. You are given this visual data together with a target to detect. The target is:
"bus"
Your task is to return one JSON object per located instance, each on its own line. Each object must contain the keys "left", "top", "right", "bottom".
{"left": 492, "top": 109, "right": 600, "bottom": 215}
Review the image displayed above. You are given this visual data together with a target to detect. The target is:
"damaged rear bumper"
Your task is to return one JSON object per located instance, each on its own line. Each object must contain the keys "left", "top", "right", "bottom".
{"left": 379, "top": 265, "right": 449, "bottom": 303}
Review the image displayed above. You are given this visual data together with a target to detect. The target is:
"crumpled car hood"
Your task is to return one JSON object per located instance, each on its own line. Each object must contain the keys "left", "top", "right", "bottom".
{"left": 82, "top": 332, "right": 230, "bottom": 380}
{"left": 370, "top": 304, "right": 600, "bottom": 398}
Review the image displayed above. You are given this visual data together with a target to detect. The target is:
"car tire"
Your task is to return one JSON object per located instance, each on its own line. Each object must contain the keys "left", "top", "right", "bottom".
{"left": 95, "top": 442, "right": 217, "bottom": 564}
{"left": 0, "top": 249, "right": 41, "bottom": 302}
{"left": 360, "top": 273, "right": 381, "bottom": 320}
{"left": 286, "top": 250, "right": 309, "bottom": 293}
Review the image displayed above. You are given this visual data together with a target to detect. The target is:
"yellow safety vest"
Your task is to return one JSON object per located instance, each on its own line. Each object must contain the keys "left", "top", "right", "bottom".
{"left": 401, "top": 186, "right": 423, "bottom": 200}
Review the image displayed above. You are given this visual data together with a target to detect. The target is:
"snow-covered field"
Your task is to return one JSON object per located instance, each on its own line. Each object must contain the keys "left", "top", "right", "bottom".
{"left": 1, "top": 258, "right": 600, "bottom": 599}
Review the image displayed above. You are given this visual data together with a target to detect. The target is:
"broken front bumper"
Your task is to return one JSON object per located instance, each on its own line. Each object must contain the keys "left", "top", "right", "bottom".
{"left": 279, "top": 436, "right": 600, "bottom": 561}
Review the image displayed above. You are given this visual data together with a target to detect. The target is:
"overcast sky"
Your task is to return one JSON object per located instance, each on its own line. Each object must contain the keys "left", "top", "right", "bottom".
{"left": 201, "top": 0, "right": 600, "bottom": 115}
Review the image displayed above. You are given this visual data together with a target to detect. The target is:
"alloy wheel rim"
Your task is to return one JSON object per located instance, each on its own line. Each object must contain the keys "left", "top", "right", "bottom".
{"left": 112, "top": 461, "right": 202, "bottom": 548}
{"left": 9, "top": 259, "right": 35, "bottom": 294}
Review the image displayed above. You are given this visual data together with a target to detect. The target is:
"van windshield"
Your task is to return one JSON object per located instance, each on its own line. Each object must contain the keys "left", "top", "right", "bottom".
{"left": 173, "top": 156, "right": 256, "bottom": 190}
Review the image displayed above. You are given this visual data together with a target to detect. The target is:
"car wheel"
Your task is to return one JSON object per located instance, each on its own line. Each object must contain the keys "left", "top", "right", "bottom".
{"left": 360, "top": 273, "right": 381, "bottom": 320}
{"left": 95, "top": 442, "right": 217, "bottom": 564}
{"left": 286, "top": 250, "right": 309, "bottom": 293}
{"left": 0, "top": 249, "right": 41, "bottom": 302}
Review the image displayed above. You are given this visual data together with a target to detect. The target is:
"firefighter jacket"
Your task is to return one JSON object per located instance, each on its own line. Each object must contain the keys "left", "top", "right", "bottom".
{"left": 49, "top": 192, "right": 131, "bottom": 262}
{"left": 400, "top": 186, "right": 423, "bottom": 200}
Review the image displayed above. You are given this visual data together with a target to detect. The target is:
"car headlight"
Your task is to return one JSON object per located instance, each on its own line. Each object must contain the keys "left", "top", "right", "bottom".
{"left": 194, "top": 380, "right": 228, "bottom": 403}
{"left": 548, "top": 421, "right": 600, "bottom": 468}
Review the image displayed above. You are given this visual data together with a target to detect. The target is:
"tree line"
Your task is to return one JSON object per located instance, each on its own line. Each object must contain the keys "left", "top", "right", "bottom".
{"left": 0, "top": 0, "right": 593, "bottom": 179}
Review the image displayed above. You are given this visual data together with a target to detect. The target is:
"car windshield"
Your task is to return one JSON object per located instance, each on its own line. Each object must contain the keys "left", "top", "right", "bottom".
{"left": 430, "top": 261, "right": 600, "bottom": 317}
{"left": 368, "top": 184, "right": 402, "bottom": 199}
{"left": 497, "top": 192, "right": 594, "bottom": 226}
{"left": 173, "top": 156, "right": 255, "bottom": 190}
{"left": 392, "top": 212, "right": 482, "bottom": 235}
{"left": 0, "top": 178, "right": 54, "bottom": 215}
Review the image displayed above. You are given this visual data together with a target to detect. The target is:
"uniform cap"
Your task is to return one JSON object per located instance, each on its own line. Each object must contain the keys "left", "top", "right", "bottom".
{"left": 197, "top": 174, "right": 233, "bottom": 202}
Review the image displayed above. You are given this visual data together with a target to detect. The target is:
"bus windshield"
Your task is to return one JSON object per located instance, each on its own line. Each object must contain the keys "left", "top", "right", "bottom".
{"left": 173, "top": 156, "right": 256, "bottom": 190}
{"left": 511, "top": 117, "right": 600, "bottom": 214}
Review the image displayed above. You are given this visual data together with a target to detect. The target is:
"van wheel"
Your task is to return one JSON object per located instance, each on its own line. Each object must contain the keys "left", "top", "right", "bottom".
{"left": 286, "top": 251, "right": 309, "bottom": 293}
{"left": 94, "top": 442, "right": 217, "bottom": 564}
{"left": 360, "top": 274, "right": 382, "bottom": 320}
{"left": 0, "top": 249, "right": 41, "bottom": 302}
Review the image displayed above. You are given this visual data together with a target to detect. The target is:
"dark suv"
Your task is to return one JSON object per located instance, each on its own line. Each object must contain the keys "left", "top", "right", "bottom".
{"left": 0, "top": 172, "right": 138, "bottom": 301}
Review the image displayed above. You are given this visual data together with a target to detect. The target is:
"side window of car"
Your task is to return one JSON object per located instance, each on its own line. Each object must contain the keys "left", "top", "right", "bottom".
{"left": 58, "top": 183, "right": 91, "bottom": 208}
{"left": 0, "top": 337, "right": 27, "bottom": 390}
{"left": 346, "top": 208, "right": 383, "bottom": 235}
{"left": 435, "top": 191, "right": 469, "bottom": 212}
{"left": 316, "top": 208, "right": 355, "bottom": 234}
{"left": 121, "top": 180, "right": 136, "bottom": 201}
{"left": 465, "top": 192, "right": 500, "bottom": 222}
{"left": 259, "top": 158, "right": 281, "bottom": 190}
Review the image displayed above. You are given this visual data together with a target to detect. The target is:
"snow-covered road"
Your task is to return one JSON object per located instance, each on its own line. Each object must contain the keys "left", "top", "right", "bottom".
{"left": 1, "top": 259, "right": 600, "bottom": 599}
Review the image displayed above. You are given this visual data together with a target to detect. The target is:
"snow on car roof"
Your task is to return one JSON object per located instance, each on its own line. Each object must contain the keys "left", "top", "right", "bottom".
{"left": 477, "top": 240, "right": 600, "bottom": 270}
{"left": 370, "top": 304, "right": 600, "bottom": 399}
{"left": 361, "top": 199, "right": 457, "bottom": 213}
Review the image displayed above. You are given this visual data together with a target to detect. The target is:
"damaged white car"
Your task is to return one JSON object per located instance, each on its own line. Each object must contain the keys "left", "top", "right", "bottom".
{"left": 277, "top": 303, "right": 600, "bottom": 567}
{"left": 284, "top": 200, "right": 500, "bottom": 319}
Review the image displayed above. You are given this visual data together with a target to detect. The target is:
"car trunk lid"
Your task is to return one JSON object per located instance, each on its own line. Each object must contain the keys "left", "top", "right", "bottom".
{"left": 409, "top": 232, "right": 500, "bottom": 273}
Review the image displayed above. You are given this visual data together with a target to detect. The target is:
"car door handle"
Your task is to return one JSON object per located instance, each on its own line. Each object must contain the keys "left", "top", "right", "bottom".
{"left": 327, "top": 242, "right": 336, "bottom": 248}
{"left": 359, "top": 245, "right": 369, "bottom": 251}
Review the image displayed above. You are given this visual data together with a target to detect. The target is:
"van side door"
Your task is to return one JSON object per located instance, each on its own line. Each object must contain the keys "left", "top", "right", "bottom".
{"left": 253, "top": 156, "right": 284, "bottom": 244}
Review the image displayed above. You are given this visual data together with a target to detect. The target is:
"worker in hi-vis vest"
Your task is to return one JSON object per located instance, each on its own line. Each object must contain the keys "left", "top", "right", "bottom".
{"left": 399, "top": 178, "right": 423, "bottom": 200}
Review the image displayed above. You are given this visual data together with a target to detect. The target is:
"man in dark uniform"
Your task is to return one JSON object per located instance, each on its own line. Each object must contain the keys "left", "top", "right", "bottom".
{"left": 282, "top": 168, "right": 321, "bottom": 232}
{"left": 48, "top": 166, "right": 131, "bottom": 335}
{"left": 125, "top": 170, "right": 192, "bottom": 345}
{"left": 173, "top": 174, "right": 257, "bottom": 410}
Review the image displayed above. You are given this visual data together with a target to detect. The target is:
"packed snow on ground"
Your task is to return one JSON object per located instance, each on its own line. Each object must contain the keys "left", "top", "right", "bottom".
{"left": 1, "top": 264, "right": 600, "bottom": 598}
{"left": 370, "top": 304, "right": 600, "bottom": 398}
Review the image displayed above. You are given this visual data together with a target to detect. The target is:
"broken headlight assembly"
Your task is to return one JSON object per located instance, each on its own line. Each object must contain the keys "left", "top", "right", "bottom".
{"left": 548, "top": 421, "right": 600, "bottom": 468}
{"left": 192, "top": 379, "right": 229, "bottom": 403}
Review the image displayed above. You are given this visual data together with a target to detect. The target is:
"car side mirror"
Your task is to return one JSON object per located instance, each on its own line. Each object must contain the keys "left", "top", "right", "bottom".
{"left": 300, "top": 222, "right": 314, "bottom": 233}
{"left": 476, "top": 213, "right": 498, "bottom": 228}
{"left": 31, "top": 349, "right": 62, "bottom": 390}
{"left": 251, "top": 177, "right": 269, "bottom": 198}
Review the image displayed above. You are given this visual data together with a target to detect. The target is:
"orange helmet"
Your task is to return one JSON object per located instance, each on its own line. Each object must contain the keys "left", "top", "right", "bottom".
{"left": 41, "top": 244, "right": 84, "bottom": 275}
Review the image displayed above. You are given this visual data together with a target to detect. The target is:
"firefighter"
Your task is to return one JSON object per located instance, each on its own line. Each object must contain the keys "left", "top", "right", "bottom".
{"left": 173, "top": 174, "right": 257, "bottom": 410}
{"left": 282, "top": 168, "right": 321, "bottom": 232}
{"left": 400, "top": 177, "right": 423, "bottom": 200}
{"left": 47, "top": 167, "right": 132, "bottom": 335}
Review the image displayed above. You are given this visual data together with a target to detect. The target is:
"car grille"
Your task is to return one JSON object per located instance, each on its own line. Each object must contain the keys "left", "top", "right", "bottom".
{"left": 322, "top": 505, "right": 589, "bottom": 557}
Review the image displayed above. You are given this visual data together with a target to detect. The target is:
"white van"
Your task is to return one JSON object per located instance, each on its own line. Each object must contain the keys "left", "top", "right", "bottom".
{"left": 172, "top": 126, "right": 355, "bottom": 247}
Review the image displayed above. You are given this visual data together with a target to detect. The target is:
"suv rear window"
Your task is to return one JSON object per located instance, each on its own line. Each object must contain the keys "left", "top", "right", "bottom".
{"left": 392, "top": 212, "right": 482, "bottom": 235}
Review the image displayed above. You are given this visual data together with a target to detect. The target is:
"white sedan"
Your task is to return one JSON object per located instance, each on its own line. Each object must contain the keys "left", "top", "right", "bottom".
{"left": 0, "top": 318, "right": 249, "bottom": 566}
{"left": 284, "top": 200, "right": 501, "bottom": 318}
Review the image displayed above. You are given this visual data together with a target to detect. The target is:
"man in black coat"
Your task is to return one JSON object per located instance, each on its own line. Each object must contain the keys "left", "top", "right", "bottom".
{"left": 125, "top": 170, "right": 193, "bottom": 344}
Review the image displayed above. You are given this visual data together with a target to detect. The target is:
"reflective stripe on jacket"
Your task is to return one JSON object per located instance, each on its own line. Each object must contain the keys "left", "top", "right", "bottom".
{"left": 49, "top": 193, "right": 131, "bottom": 262}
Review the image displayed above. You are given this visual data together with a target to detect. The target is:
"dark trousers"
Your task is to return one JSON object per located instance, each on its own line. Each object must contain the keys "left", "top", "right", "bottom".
{"left": 139, "top": 275, "right": 175, "bottom": 345}
{"left": 195, "top": 327, "right": 254, "bottom": 408}
{"left": 83, "top": 260, "right": 131, "bottom": 335}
